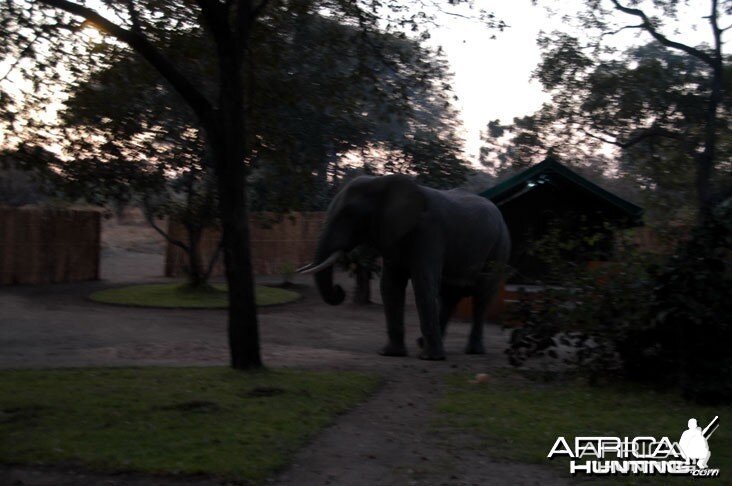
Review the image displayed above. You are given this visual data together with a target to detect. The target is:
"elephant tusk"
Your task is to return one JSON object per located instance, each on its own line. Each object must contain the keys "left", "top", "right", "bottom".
{"left": 297, "top": 251, "right": 344, "bottom": 274}
{"left": 295, "top": 262, "right": 314, "bottom": 273}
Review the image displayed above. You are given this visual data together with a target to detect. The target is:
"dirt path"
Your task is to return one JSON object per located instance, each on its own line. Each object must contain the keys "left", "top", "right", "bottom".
{"left": 272, "top": 362, "right": 567, "bottom": 486}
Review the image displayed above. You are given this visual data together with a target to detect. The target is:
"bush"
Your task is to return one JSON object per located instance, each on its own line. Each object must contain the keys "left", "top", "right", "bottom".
{"left": 0, "top": 166, "right": 48, "bottom": 206}
{"left": 506, "top": 253, "right": 654, "bottom": 379}
{"left": 506, "top": 210, "right": 731, "bottom": 404}
{"left": 645, "top": 207, "right": 732, "bottom": 404}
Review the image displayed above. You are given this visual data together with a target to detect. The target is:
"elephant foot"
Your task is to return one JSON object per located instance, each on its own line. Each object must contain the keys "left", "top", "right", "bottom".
{"left": 418, "top": 349, "right": 446, "bottom": 361}
{"left": 417, "top": 336, "right": 445, "bottom": 360}
{"left": 465, "top": 341, "right": 486, "bottom": 355}
{"left": 379, "top": 342, "right": 408, "bottom": 357}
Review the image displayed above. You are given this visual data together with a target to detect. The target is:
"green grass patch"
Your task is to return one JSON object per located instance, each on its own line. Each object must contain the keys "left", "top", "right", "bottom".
{"left": 89, "top": 283, "right": 300, "bottom": 308}
{"left": 0, "top": 367, "right": 380, "bottom": 481}
{"left": 437, "top": 371, "right": 730, "bottom": 484}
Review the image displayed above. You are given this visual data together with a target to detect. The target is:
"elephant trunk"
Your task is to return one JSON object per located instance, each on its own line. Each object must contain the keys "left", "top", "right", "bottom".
{"left": 312, "top": 239, "right": 346, "bottom": 306}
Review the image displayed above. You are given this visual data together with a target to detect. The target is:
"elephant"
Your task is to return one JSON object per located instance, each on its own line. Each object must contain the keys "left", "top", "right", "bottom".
{"left": 298, "top": 174, "right": 510, "bottom": 360}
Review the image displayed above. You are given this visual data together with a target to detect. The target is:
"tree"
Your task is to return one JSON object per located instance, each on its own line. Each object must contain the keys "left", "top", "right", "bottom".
{"left": 495, "top": 1, "right": 732, "bottom": 403}
{"left": 0, "top": 146, "right": 57, "bottom": 206}
{"left": 483, "top": 0, "right": 732, "bottom": 218}
{"left": 56, "top": 6, "right": 467, "bottom": 289}
{"left": 60, "top": 8, "right": 467, "bottom": 209}
{"left": 1, "top": 0, "right": 502, "bottom": 369}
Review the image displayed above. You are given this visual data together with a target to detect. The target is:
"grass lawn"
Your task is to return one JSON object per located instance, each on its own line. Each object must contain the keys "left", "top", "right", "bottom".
{"left": 89, "top": 283, "right": 300, "bottom": 308}
{"left": 437, "top": 371, "right": 730, "bottom": 484}
{"left": 0, "top": 367, "right": 380, "bottom": 481}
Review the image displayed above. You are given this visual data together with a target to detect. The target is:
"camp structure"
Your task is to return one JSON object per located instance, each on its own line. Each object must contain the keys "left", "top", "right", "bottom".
{"left": 480, "top": 157, "right": 643, "bottom": 283}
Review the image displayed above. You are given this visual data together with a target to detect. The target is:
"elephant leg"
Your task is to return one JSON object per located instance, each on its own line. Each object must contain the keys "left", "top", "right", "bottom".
{"left": 379, "top": 265, "right": 409, "bottom": 357}
{"left": 466, "top": 277, "right": 500, "bottom": 355}
{"left": 412, "top": 272, "right": 445, "bottom": 361}
{"left": 417, "top": 289, "right": 461, "bottom": 350}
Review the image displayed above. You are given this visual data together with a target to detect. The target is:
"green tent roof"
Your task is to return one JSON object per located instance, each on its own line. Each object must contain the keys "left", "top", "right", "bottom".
{"left": 479, "top": 157, "right": 643, "bottom": 222}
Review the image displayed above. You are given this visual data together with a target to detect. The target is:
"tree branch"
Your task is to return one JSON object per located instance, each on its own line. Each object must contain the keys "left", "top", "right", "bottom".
{"left": 600, "top": 23, "right": 645, "bottom": 38}
{"left": 609, "top": 0, "right": 716, "bottom": 67}
{"left": 234, "top": 0, "right": 252, "bottom": 53}
{"left": 125, "top": 0, "right": 142, "bottom": 33}
{"left": 35, "top": 0, "right": 216, "bottom": 130}
{"left": 583, "top": 125, "right": 687, "bottom": 149}
{"left": 203, "top": 238, "right": 223, "bottom": 282}
{"left": 583, "top": 129, "right": 624, "bottom": 147}
{"left": 195, "top": 0, "right": 231, "bottom": 47}
{"left": 143, "top": 207, "right": 190, "bottom": 253}
{"left": 251, "top": 0, "right": 271, "bottom": 20}
{"left": 0, "top": 32, "right": 45, "bottom": 83}
{"left": 234, "top": 0, "right": 274, "bottom": 54}
{"left": 347, "top": 3, "right": 402, "bottom": 77}
{"left": 710, "top": 0, "right": 723, "bottom": 61}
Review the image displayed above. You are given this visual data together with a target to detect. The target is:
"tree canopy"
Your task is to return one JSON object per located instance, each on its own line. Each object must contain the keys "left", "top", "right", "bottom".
{"left": 482, "top": 0, "right": 732, "bottom": 219}
{"left": 59, "top": 7, "right": 469, "bottom": 213}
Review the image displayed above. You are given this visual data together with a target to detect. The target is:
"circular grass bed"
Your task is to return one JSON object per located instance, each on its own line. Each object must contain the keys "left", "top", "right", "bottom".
{"left": 89, "top": 283, "right": 300, "bottom": 309}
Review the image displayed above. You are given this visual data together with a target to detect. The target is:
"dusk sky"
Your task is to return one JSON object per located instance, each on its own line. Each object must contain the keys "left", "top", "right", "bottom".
{"left": 431, "top": 0, "right": 716, "bottom": 164}
{"left": 430, "top": 0, "right": 549, "bottom": 162}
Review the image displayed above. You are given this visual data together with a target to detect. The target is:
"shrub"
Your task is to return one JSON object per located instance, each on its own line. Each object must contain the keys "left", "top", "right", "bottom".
{"left": 506, "top": 252, "right": 654, "bottom": 380}
{"left": 0, "top": 166, "right": 48, "bottom": 206}
{"left": 644, "top": 207, "right": 732, "bottom": 404}
{"left": 506, "top": 210, "right": 731, "bottom": 404}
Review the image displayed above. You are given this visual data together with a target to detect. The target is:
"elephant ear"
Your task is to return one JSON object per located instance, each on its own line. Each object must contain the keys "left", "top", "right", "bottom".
{"left": 377, "top": 174, "right": 425, "bottom": 249}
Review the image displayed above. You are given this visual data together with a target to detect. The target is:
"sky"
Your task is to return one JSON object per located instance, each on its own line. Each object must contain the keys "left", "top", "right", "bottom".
{"left": 429, "top": 0, "right": 551, "bottom": 162}
{"left": 428, "top": 0, "right": 716, "bottom": 165}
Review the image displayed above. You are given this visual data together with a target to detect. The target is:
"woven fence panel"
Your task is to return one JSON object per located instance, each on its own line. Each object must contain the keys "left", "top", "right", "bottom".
{"left": 0, "top": 208, "right": 101, "bottom": 285}
{"left": 165, "top": 212, "right": 326, "bottom": 277}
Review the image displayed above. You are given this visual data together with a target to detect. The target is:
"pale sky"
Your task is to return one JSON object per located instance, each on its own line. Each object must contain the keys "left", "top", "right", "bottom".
{"left": 430, "top": 0, "right": 716, "bottom": 165}
{"left": 430, "top": 0, "right": 550, "bottom": 162}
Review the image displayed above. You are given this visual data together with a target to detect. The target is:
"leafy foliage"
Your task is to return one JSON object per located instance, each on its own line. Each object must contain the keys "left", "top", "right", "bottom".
{"left": 644, "top": 203, "right": 732, "bottom": 403}
{"left": 482, "top": 0, "right": 732, "bottom": 217}
{"left": 506, "top": 207, "right": 732, "bottom": 404}
{"left": 5, "top": 2, "right": 472, "bottom": 211}
{"left": 0, "top": 147, "right": 56, "bottom": 206}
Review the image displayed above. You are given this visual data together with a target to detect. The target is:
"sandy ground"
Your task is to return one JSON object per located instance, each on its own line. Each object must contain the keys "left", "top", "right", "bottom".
{"left": 0, "top": 215, "right": 571, "bottom": 485}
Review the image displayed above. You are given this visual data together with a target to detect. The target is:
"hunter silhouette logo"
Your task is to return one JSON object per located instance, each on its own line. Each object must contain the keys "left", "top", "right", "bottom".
{"left": 547, "top": 416, "right": 720, "bottom": 477}
{"left": 679, "top": 416, "right": 718, "bottom": 469}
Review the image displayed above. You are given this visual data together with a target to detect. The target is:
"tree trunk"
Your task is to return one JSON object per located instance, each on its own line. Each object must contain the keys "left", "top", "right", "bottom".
{"left": 697, "top": 61, "right": 723, "bottom": 216}
{"left": 694, "top": 0, "right": 722, "bottom": 217}
{"left": 212, "top": 131, "right": 261, "bottom": 369}
{"left": 185, "top": 224, "right": 206, "bottom": 288}
{"left": 220, "top": 187, "right": 261, "bottom": 369}
{"left": 211, "top": 33, "right": 262, "bottom": 369}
